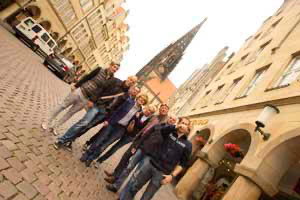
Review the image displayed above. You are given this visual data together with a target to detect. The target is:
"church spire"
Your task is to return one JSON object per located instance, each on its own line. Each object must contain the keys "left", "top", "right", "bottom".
{"left": 136, "top": 18, "right": 207, "bottom": 82}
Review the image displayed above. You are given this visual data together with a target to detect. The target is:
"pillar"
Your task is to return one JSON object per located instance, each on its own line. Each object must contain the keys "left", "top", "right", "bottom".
{"left": 222, "top": 176, "right": 262, "bottom": 200}
{"left": 175, "top": 158, "right": 209, "bottom": 200}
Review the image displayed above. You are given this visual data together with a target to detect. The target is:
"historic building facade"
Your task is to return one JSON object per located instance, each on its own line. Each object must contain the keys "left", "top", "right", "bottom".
{"left": 0, "top": 0, "right": 129, "bottom": 72}
{"left": 136, "top": 18, "right": 207, "bottom": 106}
{"left": 174, "top": 0, "right": 300, "bottom": 199}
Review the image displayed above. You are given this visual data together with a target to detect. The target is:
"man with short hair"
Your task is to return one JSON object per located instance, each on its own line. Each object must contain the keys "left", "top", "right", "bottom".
{"left": 120, "top": 117, "right": 192, "bottom": 200}
{"left": 104, "top": 104, "right": 169, "bottom": 192}
{"left": 42, "top": 62, "right": 120, "bottom": 134}
{"left": 80, "top": 93, "right": 149, "bottom": 167}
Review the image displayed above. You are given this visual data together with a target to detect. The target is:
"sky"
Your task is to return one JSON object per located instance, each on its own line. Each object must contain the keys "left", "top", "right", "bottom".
{"left": 117, "top": 0, "right": 284, "bottom": 87}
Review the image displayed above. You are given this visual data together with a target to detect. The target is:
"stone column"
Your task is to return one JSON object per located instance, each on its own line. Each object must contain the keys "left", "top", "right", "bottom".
{"left": 175, "top": 158, "right": 209, "bottom": 200}
{"left": 222, "top": 176, "right": 262, "bottom": 200}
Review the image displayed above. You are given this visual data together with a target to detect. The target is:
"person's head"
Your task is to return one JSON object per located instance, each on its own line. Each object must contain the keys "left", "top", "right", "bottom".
{"left": 128, "top": 86, "right": 140, "bottom": 97}
{"left": 136, "top": 94, "right": 148, "bottom": 106}
{"left": 107, "top": 62, "right": 120, "bottom": 75}
{"left": 177, "top": 117, "right": 191, "bottom": 135}
{"left": 167, "top": 116, "right": 177, "bottom": 125}
{"left": 158, "top": 103, "right": 169, "bottom": 116}
{"left": 124, "top": 76, "right": 138, "bottom": 88}
{"left": 143, "top": 105, "right": 156, "bottom": 117}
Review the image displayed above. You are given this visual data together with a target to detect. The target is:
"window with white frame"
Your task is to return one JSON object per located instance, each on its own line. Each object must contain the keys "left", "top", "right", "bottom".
{"left": 217, "top": 77, "right": 242, "bottom": 104}
{"left": 80, "top": 0, "right": 93, "bottom": 12}
{"left": 275, "top": 56, "right": 300, "bottom": 87}
{"left": 238, "top": 68, "right": 268, "bottom": 98}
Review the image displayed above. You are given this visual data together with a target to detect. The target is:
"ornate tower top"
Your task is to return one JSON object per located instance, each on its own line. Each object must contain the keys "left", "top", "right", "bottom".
{"left": 137, "top": 18, "right": 207, "bottom": 83}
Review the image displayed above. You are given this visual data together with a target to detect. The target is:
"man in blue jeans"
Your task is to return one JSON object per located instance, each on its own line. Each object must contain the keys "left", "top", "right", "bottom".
{"left": 105, "top": 115, "right": 177, "bottom": 193}
{"left": 53, "top": 77, "right": 138, "bottom": 150}
{"left": 119, "top": 117, "right": 192, "bottom": 200}
{"left": 80, "top": 93, "right": 148, "bottom": 167}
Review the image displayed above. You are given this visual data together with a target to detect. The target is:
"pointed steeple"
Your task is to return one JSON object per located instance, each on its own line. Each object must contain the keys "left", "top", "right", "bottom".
{"left": 136, "top": 18, "right": 207, "bottom": 82}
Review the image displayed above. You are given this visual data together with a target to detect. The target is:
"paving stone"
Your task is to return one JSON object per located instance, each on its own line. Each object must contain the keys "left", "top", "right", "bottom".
{"left": 12, "top": 193, "right": 29, "bottom": 200}
{"left": 7, "top": 157, "right": 26, "bottom": 172}
{"left": 0, "top": 180, "right": 18, "bottom": 199}
{"left": 0, "top": 156, "right": 10, "bottom": 170}
{"left": 17, "top": 181, "right": 38, "bottom": 199}
{"left": 1, "top": 140, "right": 18, "bottom": 151}
{"left": 33, "top": 180, "right": 50, "bottom": 196}
{"left": 20, "top": 168, "right": 37, "bottom": 183}
{"left": 2, "top": 168, "right": 23, "bottom": 184}
{"left": 0, "top": 145, "right": 13, "bottom": 159}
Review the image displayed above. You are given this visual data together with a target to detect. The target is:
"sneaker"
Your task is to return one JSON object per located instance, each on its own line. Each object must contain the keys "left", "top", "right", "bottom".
{"left": 106, "top": 184, "right": 117, "bottom": 193}
{"left": 52, "top": 128, "right": 59, "bottom": 136}
{"left": 94, "top": 162, "right": 101, "bottom": 169}
{"left": 85, "top": 160, "right": 93, "bottom": 167}
{"left": 64, "top": 142, "right": 72, "bottom": 152}
{"left": 53, "top": 141, "right": 62, "bottom": 150}
{"left": 82, "top": 143, "right": 88, "bottom": 152}
{"left": 41, "top": 123, "right": 48, "bottom": 130}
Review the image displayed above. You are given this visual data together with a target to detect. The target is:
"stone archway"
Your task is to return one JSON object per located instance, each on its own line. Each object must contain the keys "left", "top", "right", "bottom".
{"left": 50, "top": 32, "right": 59, "bottom": 41}
{"left": 255, "top": 128, "right": 300, "bottom": 198}
{"left": 57, "top": 40, "right": 67, "bottom": 49}
{"left": 26, "top": 5, "right": 41, "bottom": 20}
{"left": 62, "top": 47, "right": 72, "bottom": 56}
{"left": 39, "top": 20, "right": 51, "bottom": 31}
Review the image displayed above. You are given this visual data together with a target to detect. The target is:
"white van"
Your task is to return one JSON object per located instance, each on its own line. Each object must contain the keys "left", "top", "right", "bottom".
{"left": 14, "top": 17, "right": 57, "bottom": 56}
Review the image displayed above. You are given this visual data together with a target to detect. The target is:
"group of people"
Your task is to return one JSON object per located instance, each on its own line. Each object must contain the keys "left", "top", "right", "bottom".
{"left": 41, "top": 62, "right": 193, "bottom": 200}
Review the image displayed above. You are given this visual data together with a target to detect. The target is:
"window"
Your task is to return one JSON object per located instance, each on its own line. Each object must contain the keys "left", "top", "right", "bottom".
{"left": 24, "top": 19, "right": 34, "bottom": 26}
{"left": 47, "top": 40, "right": 55, "bottom": 48}
{"left": 80, "top": 0, "right": 93, "bottom": 12}
{"left": 41, "top": 33, "right": 50, "bottom": 42}
{"left": 213, "top": 84, "right": 224, "bottom": 101}
{"left": 238, "top": 68, "right": 268, "bottom": 98}
{"left": 217, "top": 77, "right": 242, "bottom": 104}
{"left": 32, "top": 25, "right": 42, "bottom": 33}
{"left": 275, "top": 56, "right": 300, "bottom": 87}
{"left": 246, "top": 41, "right": 271, "bottom": 64}
{"left": 260, "top": 18, "right": 282, "bottom": 39}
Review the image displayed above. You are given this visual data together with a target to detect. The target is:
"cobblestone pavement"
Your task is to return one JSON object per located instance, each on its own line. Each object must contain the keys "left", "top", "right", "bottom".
{"left": 0, "top": 26, "right": 178, "bottom": 200}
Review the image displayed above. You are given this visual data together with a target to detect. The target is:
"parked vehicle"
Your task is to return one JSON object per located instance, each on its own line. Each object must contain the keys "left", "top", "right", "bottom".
{"left": 43, "top": 54, "right": 74, "bottom": 80}
{"left": 13, "top": 17, "right": 57, "bottom": 57}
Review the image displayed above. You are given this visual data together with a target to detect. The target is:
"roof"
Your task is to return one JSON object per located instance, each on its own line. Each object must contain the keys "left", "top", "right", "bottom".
{"left": 146, "top": 77, "right": 177, "bottom": 103}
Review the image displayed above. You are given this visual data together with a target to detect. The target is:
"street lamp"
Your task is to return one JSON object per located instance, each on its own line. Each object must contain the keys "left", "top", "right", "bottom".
{"left": 255, "top": 104, "right": 280, "bottom": 141}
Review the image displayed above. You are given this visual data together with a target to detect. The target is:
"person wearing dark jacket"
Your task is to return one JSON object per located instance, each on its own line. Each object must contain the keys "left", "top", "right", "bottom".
{"left": 42, "top": 63, "right": 120, "bottom": 134}
{"left": 82, "top": 82, "right": 140, "bottom": 150}
{"left": 53, "top": 78, "right": 138, "bottom": 150}
{"left": 80, "top": 93, "right": 149, "bottom": 167}
{"left": 94, "top": 105, "right": 156, "bottom": 166}
{"left": 104, "top": 104, "right": 169, "bottom": 192}
{"left": 120, "top": 117, "right": 192, "bottom": 200}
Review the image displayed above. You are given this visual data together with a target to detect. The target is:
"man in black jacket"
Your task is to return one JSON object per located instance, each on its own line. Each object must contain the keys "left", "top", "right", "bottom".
{"left": 53, "top": 77, "right": 138, "bottom": 149}
{"left": 42, "top": 62, "right": 120, "bottom": 134}
{"left": 120, "top": 117, "right": 192, "bottom": 200}
{"left": 94, "top": 105, "right": 156, "bottom": 166}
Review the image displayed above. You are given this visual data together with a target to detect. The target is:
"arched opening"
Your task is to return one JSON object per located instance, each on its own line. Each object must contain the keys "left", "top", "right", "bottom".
{"left": 26, "top": 5, "right": 41, "bottom": 20}
{"left": 57, "top": 40, "right": 67, "bottom": 49}
{"left": 39, "top": 20, "right": 51, "bottom": 31}
{"left": 257, "top": 135, "right": 300, "bottom": 200}
{"left": 50, "top": 32, "right": 59, "bottom": 41}
{"left": 191, "top": 129, "right": 252, "bottom": 200}
{"left": 62, "top": 48, "right": 72, "bottom": 56}
{"left": 68, "top": 55, "right": 75, "bottom": 61}
{"left": 5, "top": 5, "right": 41, "bottom": 26}
{"left": 73, "top": 60, "right": 79, "bottom": 66}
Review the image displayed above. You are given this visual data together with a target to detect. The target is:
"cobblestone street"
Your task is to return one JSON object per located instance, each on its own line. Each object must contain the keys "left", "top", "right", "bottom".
{"left": 0, "top": 26, "right": 177, "bottom": 200}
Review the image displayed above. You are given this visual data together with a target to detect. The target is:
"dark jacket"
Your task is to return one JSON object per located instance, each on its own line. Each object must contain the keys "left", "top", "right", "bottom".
{"left": 126, "top": 114, "right": 151, "bottom": 138}
{"left": 108, "top": 97, "right": 141, "bottom": 125}
{"left": 75, "top": 67, "right": 115, "bottom": 103}
{"left": 147, "top": 124, "right": 192, "bottom": 174}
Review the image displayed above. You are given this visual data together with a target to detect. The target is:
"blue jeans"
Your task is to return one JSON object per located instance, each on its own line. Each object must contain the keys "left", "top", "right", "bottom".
{"left": 81, "top": 123, "right": 126, "bottom": 161}
{"left": 114, "top": 148, "right": 144, "bottom": 189}
{"left": 58, "top": 106, "right": 106, "bottom": 144}
{"left": 120, "top": 157, "right": 163, "bottom": 200}
{"left": 96, "top": 134, "right": 134, "bottom": 163}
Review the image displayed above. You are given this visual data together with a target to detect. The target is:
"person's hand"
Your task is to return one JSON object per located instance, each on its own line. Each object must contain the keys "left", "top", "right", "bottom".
{"left": 103, "top": 121, "right": 109, "bottom": 127}
{"left": 131, "top": 148, "right": 136, "bottom": 154}
{"left": 87, "top": 101, "right": 94, "bottom": 108}
{"left": 161, "top": 175, "right": 173, "bottom": 185}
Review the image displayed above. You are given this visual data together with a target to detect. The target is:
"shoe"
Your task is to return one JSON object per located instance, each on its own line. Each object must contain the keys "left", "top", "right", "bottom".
{"left": 104, "top": 170, "right": 114, "bottom": 177}
{"left": 104, "top": 177, "right": 116, "bottom": 184}
{"left": 41, "top": 123, "right": 48, "bottom": 130}
{"left": 106, "top": 184, "right": 118, "bottom": 193}
{"left": 53, "top": 141, "right": 62, "bottom": 150}
{"left": 94, "top": 162, "right": 101, "bottom": 169}
{"left": 85, "top": 160, "right": 92, "bottom": 167}
{"left": 52, "top": 128, "right": 59, "bottom": 136}
{"left": 64, "top": 142, "right": 72, "bottom": 152}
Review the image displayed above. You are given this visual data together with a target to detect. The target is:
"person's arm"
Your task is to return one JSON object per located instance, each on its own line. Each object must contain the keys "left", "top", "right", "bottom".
{"left": 74, "top": 67, "right": 100, "bottom": 88}
{"left": 161, "top": 166, "right": 183, "bottom": 185}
